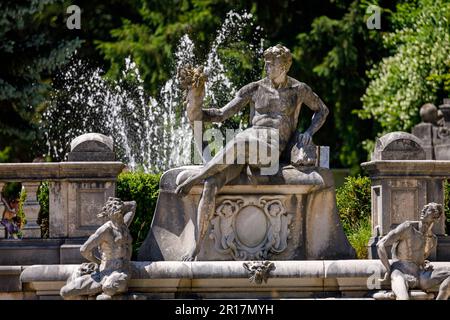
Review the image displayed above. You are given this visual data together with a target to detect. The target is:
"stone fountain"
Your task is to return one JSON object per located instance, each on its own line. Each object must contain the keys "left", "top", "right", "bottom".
{"left": 11, "top": 47, "right": 450, "bottom": 300}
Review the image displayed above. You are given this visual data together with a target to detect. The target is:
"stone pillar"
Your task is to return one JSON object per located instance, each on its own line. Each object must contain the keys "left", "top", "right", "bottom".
{"left": 22, "top": 182, "right": 41, "bottom": 238}
{"left": 362, "top": 132, "right": 450, "bottom": 259}
{"left": 0, "top": 182, "right": 5, "bottom": 238}
{"left": 49, "top": 133, "right": 122, "bottom": 240}
{"left": 49, "top": 181, "right": 68, "bottom": 238}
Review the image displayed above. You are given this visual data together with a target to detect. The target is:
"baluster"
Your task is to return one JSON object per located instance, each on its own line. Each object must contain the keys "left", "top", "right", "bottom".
{"left": 22, "top": 182, "right": 41, "bottom": 238}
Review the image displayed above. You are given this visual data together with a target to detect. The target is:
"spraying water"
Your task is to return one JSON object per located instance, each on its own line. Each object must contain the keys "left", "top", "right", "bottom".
{"left": 41, "top": 11, "right": 264, "bottom": 173}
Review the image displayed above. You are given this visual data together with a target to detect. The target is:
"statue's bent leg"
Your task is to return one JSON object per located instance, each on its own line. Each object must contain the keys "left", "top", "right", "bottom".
{"left": 97, "top": 271, "right": 129, "bottom": 300}
{"left": 175, "top": 138, "right": 249, "bottom": 196}
{"left": 60, "top": 274, "right": 103, "bottom": 299}
{"left": 436, "top": 277, "right": 450, "bottom": 300}
{"left": 182, "top": 164, "right": 244, "bottom": 261}
{"left": 419, "top": 269, "right": 450, "bottom": 300}
{"left": 391, "top": 269, "right": 410, "bottom": 300}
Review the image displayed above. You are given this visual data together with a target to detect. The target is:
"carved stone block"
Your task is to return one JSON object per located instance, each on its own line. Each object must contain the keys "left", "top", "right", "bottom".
{"left": 210, "top": 196, "right": 293, "bottom": 260}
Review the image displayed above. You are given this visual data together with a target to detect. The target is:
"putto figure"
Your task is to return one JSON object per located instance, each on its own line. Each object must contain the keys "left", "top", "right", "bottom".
{"left": 60, "top": 197, "right": 136, "bottom": 300}
{"left": 377, "top": 202, "right": 450, "bottom": 300}
{"left": 176, "top": 44, "right": 329, "bottom": 260}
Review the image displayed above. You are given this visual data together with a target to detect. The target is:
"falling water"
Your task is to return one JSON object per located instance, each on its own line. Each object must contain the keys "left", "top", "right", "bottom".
{"left": 41, "top": 11, "right": 264, "bottom": 173}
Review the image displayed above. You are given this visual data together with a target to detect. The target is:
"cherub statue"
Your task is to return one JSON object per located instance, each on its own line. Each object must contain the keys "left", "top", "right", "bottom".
{"left": 266, "top": 201, "right": 284, "bottom": 250}
{"left": 377, "top": 202, "right": 450, "bottom": 300}
{"left": 217, "top": 200, "right": 238, "bottom": 254}
{"left": 60, "top": 197, "right": 136, "bottom": 300}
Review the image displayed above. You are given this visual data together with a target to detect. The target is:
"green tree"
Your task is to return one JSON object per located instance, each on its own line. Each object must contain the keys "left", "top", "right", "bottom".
{"left": 358, "top": 0, "right": 450, "bottom": 154}
{"left": 0, "top": 0, "right": 81, "bottom": 161}
{"left": 97, "top": 0, "right": 223, "bottom": 96}
{"left": 292, "top": 0, "right": 393, "bottom": 172}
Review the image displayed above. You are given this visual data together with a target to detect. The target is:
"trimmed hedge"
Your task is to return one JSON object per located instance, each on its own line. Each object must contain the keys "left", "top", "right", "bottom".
{"left": 336, "top": 176, "right": 372, "bottom": 259}
{"left": 116, "top": 171, "right": 160, "bottom": 258}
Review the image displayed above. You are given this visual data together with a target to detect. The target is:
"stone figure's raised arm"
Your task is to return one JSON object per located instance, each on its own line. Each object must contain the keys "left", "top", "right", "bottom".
{"left": 202, "top": 83, "right": 255, "bottom": 123}
{"left": 123, "top": 201, "right": 137, "bottom": 227}
{"left": 299, "top": 83, "right": 329, "bottom": 137}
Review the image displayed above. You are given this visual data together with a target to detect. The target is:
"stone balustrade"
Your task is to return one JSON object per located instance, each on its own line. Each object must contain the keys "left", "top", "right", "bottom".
{"left": 14, "top": 260, "right": 450, "bottom": 299}
{"left": 0, "top": 133, "right": 125, "bottom": 265}
{"left": 0, "top": 162, "right": 124, "bottom": 240}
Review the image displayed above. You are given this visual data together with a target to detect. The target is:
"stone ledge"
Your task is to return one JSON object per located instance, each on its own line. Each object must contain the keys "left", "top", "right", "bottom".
{"left": 0, "top": 266, "right": 24, "bottom": 292}
{"left": 361, "top": 160, "right": 450, "bottom": 177}
{"left": 159, "top": 166, "right": 333, "bottom": 195}
{"left": 18, "top": 260, "right": 450, "bottom": 299}
{"left": 0, "top": 162, "right": 124, "bottom": 181}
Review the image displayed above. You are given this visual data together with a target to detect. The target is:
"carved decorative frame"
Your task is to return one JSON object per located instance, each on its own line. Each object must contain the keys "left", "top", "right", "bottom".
{"left": 210, "top": 195, "right": 293, "bottom": 260}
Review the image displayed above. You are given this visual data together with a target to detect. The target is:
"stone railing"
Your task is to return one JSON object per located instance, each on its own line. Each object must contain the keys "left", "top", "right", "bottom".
{"left": 0, "top": 162, "right": 124, "bottom": 239}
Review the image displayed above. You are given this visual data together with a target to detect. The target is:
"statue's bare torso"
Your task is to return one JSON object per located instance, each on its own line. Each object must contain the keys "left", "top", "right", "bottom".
{"left": 204, "top": 76, "right": 325, "bottom": 150}
{"left": 392, "top": 222, "right": 430, "bottom": 267}
{"left": 98, "top": 221, "right": 133, "bottom": 272}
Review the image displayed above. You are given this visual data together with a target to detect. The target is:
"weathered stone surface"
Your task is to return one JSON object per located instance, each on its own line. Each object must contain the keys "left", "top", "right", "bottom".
{"left": 138, "top": 165, "right": 355, "bottom": 261}
{"left": 68, "top": 133, "right": 115, "bottom": 161}
{"left": 0, "top": 162, "right": 124, "bottom": 181}
{"left": 18, "top": 260, "right": 450, "bottom": 299}
{"left": 411, "top": 99, "right": 450, "bottom": 160}
{"left": 0, "top": 266, "right": 23, "bottom": 292}
{"left": 376, "top": 203, "right": 450, "bottom": 300}
{"left": 411, "top": 123, "right": 434, "bottom": 159}
{"left": 439, "top": 98, "right": 450, "bottom": 126}
{"left": 372, "top": 132, "right": 426, "bottom": 160}
{"left": 169, "top": 44, "right": 352, "bottom": 262}
{"left": 60, "top": 197, "right": 136, "bottom": 300}
{"left": 362, "top": 160, "right": 450, "bottom": 239}
{"left": 0, "top": 239, "right": 64, "bottom": 265}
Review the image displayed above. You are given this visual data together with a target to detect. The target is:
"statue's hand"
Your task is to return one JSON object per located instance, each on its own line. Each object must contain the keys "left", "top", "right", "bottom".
{"left": 296, "top": 132, "right": 312, "bottom": 146}
{"left": 378, "top": 270, "right": 391, "bottom": 283}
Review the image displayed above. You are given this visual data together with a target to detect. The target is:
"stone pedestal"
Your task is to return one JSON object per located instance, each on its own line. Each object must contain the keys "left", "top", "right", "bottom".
{"left": 138, "top": 165, "right": 355, "bottom": 261}
{"left": 49, "top": 178, "right": 117, "bottom": 238}
{"left": 362, "top": 161, "right": 450, "bottom": 259}
{"left": 362, "top": 132, "right": 450, "bottom": 259}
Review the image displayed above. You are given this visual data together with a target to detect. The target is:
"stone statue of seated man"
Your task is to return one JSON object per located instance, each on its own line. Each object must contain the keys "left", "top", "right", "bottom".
{"left": 377, "top": 202, "right": 450, "bottom": 300}
{"left": 137, "top": 44, "right": 354, "bottom": 262}
{"left": 60, "top": 197, "right": 136, "bottom": 300}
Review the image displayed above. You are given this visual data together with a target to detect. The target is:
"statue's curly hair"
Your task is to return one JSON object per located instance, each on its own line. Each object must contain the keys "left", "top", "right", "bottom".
{"left": 263, "top": 44, "right": 292, "bottom": 71}
{"left": 421, "top": 202, "right": 443, "bottom": 219}
{"left": 99, "top": 197, "right": 124, "bottom": 217}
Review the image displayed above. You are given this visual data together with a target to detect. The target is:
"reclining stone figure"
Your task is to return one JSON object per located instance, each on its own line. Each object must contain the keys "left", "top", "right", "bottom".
{"left": 138, "top": 44, "right": 355, "bottom": 262}
{"left": 377, "top": 202, "right": 450, "bottom": 300}
{"left": 60, "top": 197, "right": 136, "bottom": 300}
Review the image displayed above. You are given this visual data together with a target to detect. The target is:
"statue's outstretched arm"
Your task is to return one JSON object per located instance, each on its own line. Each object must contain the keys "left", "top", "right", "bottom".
{"left": 299, "top": 84, "right": 329, "bottom": 136}
{"left": 123, "top": 201, "right": 137, "bottom": 227}
{"left": 202, "top": 83, "right": 254, "bottom": 122}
